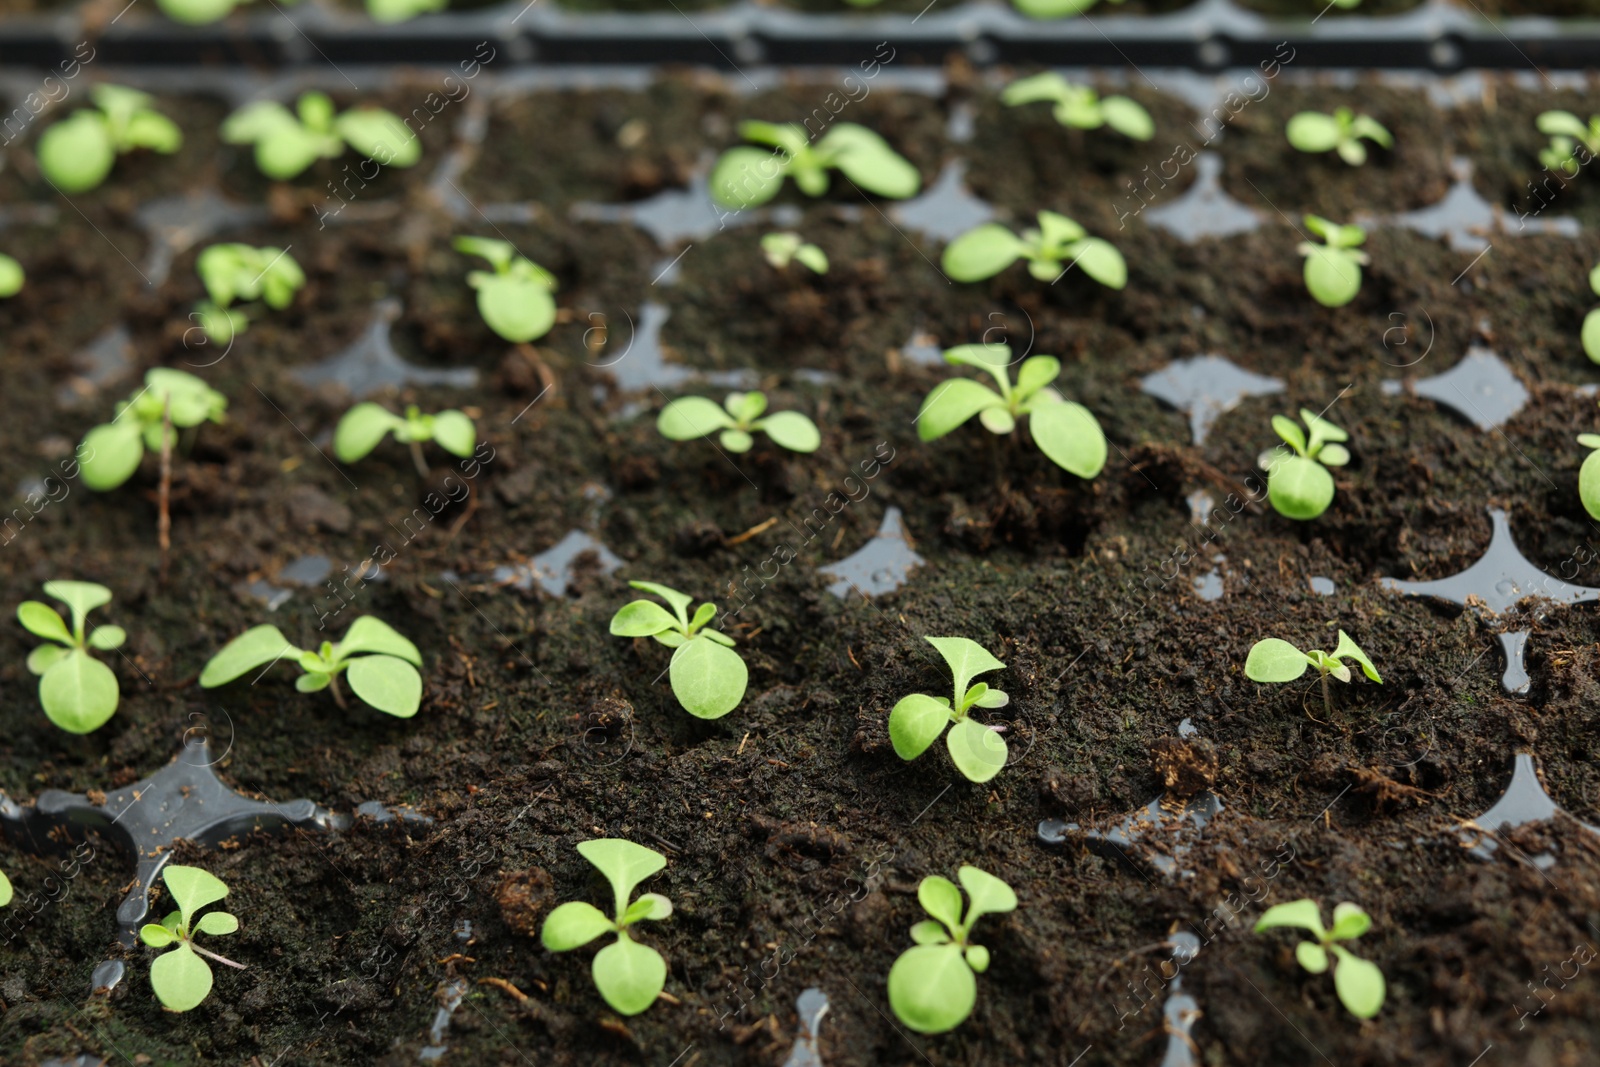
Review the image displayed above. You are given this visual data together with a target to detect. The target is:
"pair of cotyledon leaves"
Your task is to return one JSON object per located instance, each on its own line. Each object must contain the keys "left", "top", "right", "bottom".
{"left": 200, "top": 616, "right": 424, "bottom": 718}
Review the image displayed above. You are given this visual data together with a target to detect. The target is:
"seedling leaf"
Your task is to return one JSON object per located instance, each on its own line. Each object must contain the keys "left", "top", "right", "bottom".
{"left": 612, "top": 600, "right": 679, "bottom": 637}
{"left": 669, "top": 636, "right": 747, "bottom": 719}
{"left": 1029, "top": 400, "right": 1108, "bottom": 478}
{"left": 150, "top": 943, "right": 213, "bottom": 1012}
{"left": 541, "top": 901, "right": 615, "bottom": 950}
{"left": 1329, "top": 902, "right": 1371, "bottom": 940}
{"left": 658, "top": 397, "right": 737, "bottom": 440}
{"left": 164, "top": 865, "right": 229, "bottom": 919}
{"left": 18, "top": 602, "right": 72, "bottom": 644}
{"left": 917, "top": 380, "right": 1006, "bottom": 441}
{"left": 345, "top": 655, "right": 422, "bottom": 717}
{"left": 1245, "top": 639, "right": 1310, "bottom": 683}
{"left": 334, "top": 403, "right": 402, "bottom": 462}
{"left": 337, "top": 616, "right": 423, "bottom": 667}
{"left": 577, "top": 838, "right": 667, "bottom": 914}
{"left": 1267, "top": 455, "right": 1336, "bottom": 521}
{"left": 1330, "top": 631, "right": 1382, "bottom": 683}
{"left": 754, "top": 411, "right": 821, "bottom": 453}
{"left": 941, "top": 224, "right": 1026, "bottom": 282}
{"left": 592, "top": 936, "right": 667, "bottom": 1016}
{"left": 889, "top": 694, "right": 953, "bottom": 760}
{"left": 1297, "top": 941, "right": 1330, "bottom": 974}
{"left": 1254, "top": 898, "right": 1326, "bottom": 938}
{"left": 946, "top": 718, "right": 1007, "bottom": 783}
{"left": 925, "top": 637, "right": 1005, "bottom": 701}
{"left": 40, "top": 651, "right": 118, "bottom": 733}
{"left": 888, "top": 944, "right": 977, "bottom": 1034}
{"left": 1331, "top": 946, "right": 1386, "bottom": 1018}
{"left": 918, "top": 876, "right": 963, "bottom": 933}
{"left": 200, "top": 625, "right": 298, "bottom": 687}
{"left": 958, "top": 866, "right": 1018, "bottom": 922}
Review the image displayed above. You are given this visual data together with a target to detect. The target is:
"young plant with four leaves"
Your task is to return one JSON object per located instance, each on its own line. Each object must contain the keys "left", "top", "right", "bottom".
{"left": 1000, "top": 73, "right": 1153, "bottom": 141}
{"left": 1261, "top": 408, "right": 1349, "bottom": 521}
{"left": 943, "top": 211, "right": 1126, "bottom": 290}
{"left": 916, "top": 343, "right": 1107, "bottom": 480}
{"left": 334, "top": 402, "right": 477, "bottom": 475}
{"left": 889, "top": 637, "right": 1011, "bottom": 784}
{"left": 78, "top": 369, "right": 227, "bottom": 492}
{"left": 887, "top": 866, "right": 1017, "bottom": 1033}
{"left": 1245, "top": 629, "right": 1381, "bottom": 715}
{"left": 199, "top": 616, "right": 424, "bottom": 718}
{"left": 36, "top": 84, "right": 182, "bottom": 194}
{"left": 454, "top": 236, "right": 557, "bottom": 343}
{"left": 1286, "top": 107, "right": 1393, "bottom": 166}
{"left": 710, "top": 121, "right": 920, "bottom": 210}
{"left": 139, "top": 865, "right": 244, "bottom": 1012}
{"left": 1254, "top": 899, "right": 1385, "bottom": 1019}
{"left": 0, "top": 254, "right": 22, "bottom": 298}
{"left": 609, "top": 582, "right": 747, "bottom": 719}
{"left": 18, "top": 581, "right": 125, "bottom": 734}
{"left": 541, "top": 839, "right": 673, "bottom": 1016}
{"left": 1536, "top": 110, "right": 1600, "bottom": 176}
{"left": 194, "top": 243, "right": 306, "bottom": 345}
{"left": 761, "top": 232, "right": 829, "bottom": 275}
{"left": 222, "top": 92, "right": 419, "bottom": 180}
{"left": 656, "top": 392, "right": 820, "bottom": 454}
{"left": 1298, "top": 215, "right": 1369, "bottom": 308}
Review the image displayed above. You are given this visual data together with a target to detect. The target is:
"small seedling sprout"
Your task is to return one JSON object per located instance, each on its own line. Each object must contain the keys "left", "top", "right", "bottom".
{"left": 222, "top": 91, "right": 420, "bottom": 180}
{"left": 1245, "top": 629, "right": 1381, "bottom": 715}
{"left": 1010, "top": 0, "right": 1124, "bottom": 18}
{"left": 1581, "top": 262, "right": 1600, "bottom": 364}
{"left": 18, "top": 581, "right": 125, "bottom": 734}
{"left": 541, "top": 839, "right": 673, "bottom": 1015}
{"left": 454, "top": 236, "right": 557, "bottom": 343}
{"left": 139, "top": 865, "right": 244, "bottom": 1012}
{"left": 1255, "top": 899, "right": 1385, "bottom": 1019}
{"left": 889, "top": 637, "right": 1010, "bottom": 783}
{"left": 1261, "top": 408, "right": 1349, "bottom": 521}
{"left": 78, "top": 368, "right": 227, "bottom": 492}
{"left": 609, "top": 581, "right": 748, "bottom": 719}
{"left": 1298, "top": 215, "right": 1368, "bottom": 308}
{"left": 656, "top": 392, "right": 820, "bottom": 454}
{"left": 367, "top": 0, "right": 447, "bottom": 21}
{"left": 1578, "top": 408, "right": 1600, "bottom": 520}
{"left": 761, "top": 232, "right": 829, "bottom": 274}
{"left": 0, "top": 254, "right": 22, "bottom": 298}
{"left": 710, "top": 121, "right": 920, "bottom": 210}
{"left": 943, "top": 211, "right": 1126, "bottom": 290}
{"left": 887, "top": 866, "right": 1016, "bottom": 1033}
{"left": 1285, "top": 107, "right": 1393, "bottom": 166}
{"left": 916, "top": 343, "right": 1107, "bottom": 479}
{"left": 1000, "top": 73, "right": 1153, "bottom": 140}
{"left": 194, "top": 243, "right": 306, "bottom": 344}
{"left": 36, "top": 84, "right": 182, "bottom": 194}
{"left": 1536, "top": 110, "right": 1600, "bottom": 176}
{"left": 334, "top": 402, "right": 477, "bottom": 475}
{"left": 200, "top": 616, "right": 424, "bottom": 718}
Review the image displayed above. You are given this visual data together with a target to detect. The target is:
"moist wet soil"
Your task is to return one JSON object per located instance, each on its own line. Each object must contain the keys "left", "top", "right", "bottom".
{"left": 2, "top": 69, "right": 1600, "bottom": 1067}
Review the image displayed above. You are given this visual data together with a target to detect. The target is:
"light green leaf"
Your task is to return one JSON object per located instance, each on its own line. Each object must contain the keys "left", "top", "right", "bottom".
{"left": 1029, "top": 400, "right": 1107, "bottom": 479}
{"left": 1272, "top": 415, "right": 1308, "bottom": 455}
{"left": 946, "top": 718, "right": 1008, "bottom": 784}
{"left": 541, "top": 901, "right": 615, "bottom": 950}
{"left": 195, "top": 911, "right": 239, "bottom": 936}
{"left": 333, "top": 403, "right": 402, "bottom": 462}
{"left": 0, "top": 870, "right": 8, "bottom": 907}
{"left": 157, "top": 0, "right": 238, "bottom": 23}
{"left": 726, "top": 391, "right": 767, "bottom": 423}
{"left": 40, "top": 651, "right": 119, "bottom": 734}
{"left": 200, "top": 625, "right": 298, "bottom": 687}
{"left": 1014, "top": 356, "right": 1061, "bottom": 400}
{"left": 1330, "top": 631, "right": 1381, "bottom": 683}
{"left": 925, "top": 637, "right": 1004, "bottom": 701}
{"left": 88, "top": 625, "right": 125, "bottom": 650}
{"left": 1537, "top": 110, "right": 1590, "bottom": 139}
{"left": 710, "top": 146, "right": 790, "bottom": 210}
{"left": 628, "top": 582, "right": 693, "bottom": 623}
{"left": 1245, "top": 638, "right": 1311, "bottom": 683}
{"left": 610, "top": 600, "right": 680, "bottom": 638}
{"left": 1304, "top": 245, "right": 1363, "bottom": 307}
{"left": 1583, "top": 308, "right": 1600, "bottom": 363}
{"left": 658, "top": 396, "right": 736, "bottom": 441}
{"left": 1268, "top": 455, "right": 1336, "bottom": 521}
{"left": 1000, "top": 72, "right": 1070, "bottom": 107}
{"left": 818, "top": 124, "right": 920, "bottom": 199}
{"left": 958, "top": 866, "right": 1018, "bottom": 923}
{"left": 37, "top": 111, "right": 115, "bottom": 194}
{"left": 965, "top": 944, "right": 991, "bottom": 973}
{"left": 1297, "top": 941, "right": 1330, "bottom": 974}
{"left": 1329, "top": 902, "right": 1372, "bottom": 941}
{"left": 1099, "top": 95, "right": 1153, "bottom": 140}
{"left": 27, "top": 644, "right": 70, "bottom": 675}
{"left": 1036, "top": 211, "right": 1087, "bottom": 248}
{"left": 1286, "top": 112, "right": 1342, "bottom": 152}
{"left": 139, "top": 922, "right": 176, "bottom": 947}
{"left": 795, "top": 243, "right": 829, "bottom": 274}
{"left": 1589, "top": 263, "right": 1600, "bottom": 298}
{"left": 973, "top": 688, "right": 1009, "bottom": 709}
{"left": 887, "top": 944, "right": 977, "bottom": 1034}
{"left": 1318, "top": 443, "right": 1351, "bottom": 467}
{"left": 1331, "top": 948, "right": 1386, "bottom": 1018}
{"left": 719, "top": 429, "right": 754, "bottom": 452}
{"left": 150, "top": 943, "right": 214, "bottom": 1012}
{"left": 255, "top": 123, "right": 335, "bottom": 180}
{"left": 336, "top": 616, "right": 422, "bottom": 667}
{"left": 889, "top": 693, "right": 953, "bottom": 761}
{"left": 593, "top": 935, "right": 667, "bottom": 1016}
{"left": 345, "top": 655, "right": 422, "bottom": 718}
{"left": 943, "top": 343, "right": 1013, "bottom": 374}
{"left": 334, "top": 109, "right": 421, "bottom": 168}
{"left": 163, "top": 865, "right": 229, "bottom": 926}
{"left": 918, "top": 876, "right": 964, "bottom": 932}
{"left": 1068, "top": 237, "right": 1127, "bottom": 290}
{"left": 754, "top": 411, "right": 820, "bottom": 453}
{"left": 910, "top": 920, "right": 951, "bottom": 945}
{"left": 430, "top": 411, "right": 476, "bottom": 457}
{"left": 1582, "top": 451, "right": 1600, "bottom": 520}
{"left": 0, "top": 254, "right": 22, "bottom": 298}
{"left": 1254, "top": 898, "right": 1327, "bottom": 938}
{"left": 916, "top": 379, "right": 1006, "bottom": 442}
{"left": 18, "top": 602, "right": 72, "bottom": 645}
{"left": 980, "top": 407, "right": 1016, "bottom": 435}
{"left": 79, "top": 421, "right": 145, "bottom": 491}
{"left": 1301, "top": 408, "right": 1349, "bottom": 449}
{"left": 296, "top": 672, "right": 331, "bottom": 693}
{"left": 577, "top": 839, "right": 667, "bottom": 915}
{"left": 942, "top": 225, "right": 1026, "bottom": 282}
{"left": 122, "top": 110, "right": 183, "bottom": 154}
{"left": 475, "top": 275, "right": 555, "bottom": 343}
{"left": 669, "top": 636, "right": 747, "bottom": 719}
{"left": 622, "top": 892, "right": 673, "bottom": 924}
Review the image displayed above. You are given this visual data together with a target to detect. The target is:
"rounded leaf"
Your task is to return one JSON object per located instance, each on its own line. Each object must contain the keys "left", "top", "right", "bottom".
{"left": 430, "top": 411, "right": 476, "bottom": 457}
{"left": 1296, "top": 941, "right": 1330, "bottom": 974}
{"left": 966, "top": 944, "right": 991, "bottom": 972}
{"left": 476, "top": 275, "right": 555, "bottom": 343}
{"left": 40, "top": 651, "right": 119, "bottom": 734}
{"left": 1329, "top": 902, "right": 1372, "bottom": 941}
{"left": 1583, "top": 308, "right": 1600, "bottom": 363}
{"left": 910, "top": 919, "right": 951, "bottom": 945}
{"left": 1069, "top": 238, "right": 1127, "bottom": 290}
{"left": 1537, "top": 110, "right": 1590, "bottom": 139}
{"left": 37, "top": 111, "right": 115, "bottom": 194}
{"left": 610, "top": 600, "right": 680, "bottom": 638}
{"left": 1099, "top": 95, "right": 1154, "bottom": 140}
{"left": 1014, "top": 356, "right": 1061, "bottom": 400}
{"left": 150, "top": 944, "right": 213, "bottom": 1013}
{"left": 719, "top": 429, "right": 754, "bottom": 452}
{"left": 541, "top": 901, "right": 615, "bottom": 950}
{"left": 979, "top": 407, "right": 1016, "bottom": 435}
{"left": 79, "top": 421, "right": 145, "bottom": 491}
{"left": 0, "top": 870, "right": 9, "bottom": 907}
{"left": 163, "top": 865, "right": 229, "bottom": 918}
{"left": 336, "top": 616, "right": 422, "bottom": 667}
{"left": 889, "top": 693, "right": 952, "bottom": 761}
{"left": 1332, "top": 949, "right": 1386, "bottom": 1019}
{"left": 755, "top": 411, "right": 820, "bottom": 453}
{"left": 657, "top": 396, "right": 735, "bottom": 441}
{"left": 344, "top": 655, "right": 422, "bottom": 718}
{"left": 1581, "top": 450, "right": 1600, "bottom": 521}
{"left": 942, "top": 224, "right": 1026, "bottom": 282}
{"left": 1244, "top": 638, "right": 1311, "bottom": 683}
{"left": 87, "top": 625, "right": 126, "bottom": 651}
{"left": 139, "top": 922, "right": 176, "bottom": 947}
{"left": 200, "top": 624, "right": 297, "bottom": 687}
{"left": 195, "top": 911, "right": 239, "bottom": 936}
{"left": 917, "top": 379, "right": 1006, "bottom": 442}
{"left": 624, "top": 892, "right": 673, "bottom": 923}
{"left": 592, "top": 935, "right": 667, "bottom": 1016}
{"left": 820, "top": 125, "right": 920, "bottom": 199}
{"left": 27, "top": 644, "right": 69, "bottom": 676}
{"left": 333, "top": 403, "right": 401, "bottom": 462}
{"left": 917, "top": 876, "right": 963, "bottom": 932}
{"left": 1303, "top": 246, "right": 1363, "bottom": 308}
{"left": 1029, "top": 400, "right": 1107, "bottom": 479}
{"left": 18, "top": 602, "right": 72, "bottom": 644}
{"left": 1286, "top": 112, "right": 1341, "bottom": 152}
{"left": 888, "top": 944, "right": 977, "bottom": 1034}
{"left": 334, "top": 109, "right": 422, "bottom": 168}
{"left": 578, "top": 839, "right": 667, "bottom": 911}
{"left": 157, "top": 0, "right": 237, "bottom": 23}
{"left": 0, "top": 254, "right": 23, "bottom": 298}
{"left": 1254, "top": 898, "right": 1326, "bottom": 937}
{"left": 946, "top": 717, "right": 1008, "bottom": 784}
{"left": 710, "top": 146, "right": 789, "bottom": 210}
{"left": 1268, "top": 455, "right": 1336, "bottom": 520}
{"left": 669, "top": 636, "right": 747, "bottom": 719}
{"left": 958, "top": 866, "right": 1018, "bottom": 922}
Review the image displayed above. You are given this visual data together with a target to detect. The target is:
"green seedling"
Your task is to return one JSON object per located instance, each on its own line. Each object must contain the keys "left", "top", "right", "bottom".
{"left": 194, "top": 243, "right": 306, "bottom": 345}
{"left": 1298, "top": 215, "right": 1368, "bottom": 308}
{"left": 710, "top": 121, "right": 920, "bottom": 210}
{"left": 0, "top": 254, "right": 22, "bottom": 298}
{"left": 1536, "top": 110, "right": 1600, "bottom": 176}
{"left": 454, "top": 236, "right": 557, "bottom": 344}
{"left": 139, "top": 865, "right": 244, "bottom": 1013}
{"left": 943, "top": 210, "right": 1126, "bottom": 290}
{"left": 916, "top": 343, "right": 1107, "bottom": 479}
{"left": 222, "top": 91, "right": 420, "bottom": 181}
{"left": 0, "top": 870, "right": 10, "bottom": 907}
{"left": 156, "top": 0, "right": 302, "bottom": 23}
{"left": 36, "top": 84, "right": 181, "bottom": 194}
{"left": 199, "top": 616, "right": 423, "bottom": 718}
{"left": 889, "top": 637, "right": 1010, "bottom": 784}
{"left": 18, "top": 581, "right": 125, "bottom": 734}
{"left": 609, "top": 582, "right": 747, "bottom": 719}
{"left": 1255, "top": 899, "right": 1385, "bottom": 1019}
{"left": 1011, "top": 0, "right": 1123, "bottom": 17}
{"left": 888, "top": 866, "right": 1016, "bottom": 1034}
{"left": 1579, "top": 417, "right": 1600, "bottom": 520}
{"left": 541, "top": 839, "right": 673, "bottom": 1016}
{"left": 1580, "top": 262, "right": 1600, "bottom": 364}
{"left": 1245, "top": 629, "right": 1381, "bottom": 715}
{"left": 1286, "top": 107, "right": 1393, "bottom": 166}
{"left": 335, "top": 402, "right": 477, "bottom": 475}
{"left": 1000, "top": 73, "right": 1152, "bottom": 141}
{"left": 78, "top": 369, "right": 227, "bottom": 492}
{"left": 656, "top": 392, "right": 820, "bottom": 454}
{"left": 367, "top": 0, "right": 447, "bottom": 21}
{"left": 761, "top": 232, "right": 829, "bottom": 274}
{"left": 1261, "top": 408, "right": 1348, "bottom": 521}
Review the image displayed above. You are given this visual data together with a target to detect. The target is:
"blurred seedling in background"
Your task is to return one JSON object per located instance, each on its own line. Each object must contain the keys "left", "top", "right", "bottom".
{"left": 194, "top": 243, "right": 306, "bottom": 345}
{"left": 656, "top": 392, "right": 820, "bottom": 454}
{"left": 18, "top": 581, "right": 125, "bottom": 734}
{"left": 1536, "top": 110, "right": 1600, "bottom": 176}
{"left": 455, "top": 236, "right": 557, "bottom": 343}
{"left": 1298, "top": 215, "right": 1368, "bottom": 308}
{"left": 222, "top": 91, "right": 419, "bottom": 180}
{"left": 0, "top": 254, "right": 22, "bottom": 298}
{"left": 1001, "top": 73, "right": 1152, "bottom": 140}
{"left": 1286, "top": 107, "right": 1392, "bottom": 166}
{"left": 710, "top": 121, "right": 920, "bottom": 209}
{"left": 36, "top": 84, "right": 181, "bottom": 194}
{"left": 761, "top": 232, "right": 829, "bottom": 274}
{"left": 943, "top": 210, "right": 1126, "bottom": 290}
{"left": 335, "top": 402, "right": 477, "bottom": 475}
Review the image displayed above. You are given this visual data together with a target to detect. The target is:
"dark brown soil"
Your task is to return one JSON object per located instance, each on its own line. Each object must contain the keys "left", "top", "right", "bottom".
{"left": 1, "top": 68, "right": 1600, "bottom": 1067}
